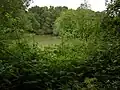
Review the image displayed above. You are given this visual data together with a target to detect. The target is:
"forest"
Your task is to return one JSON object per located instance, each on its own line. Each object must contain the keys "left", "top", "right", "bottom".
{"left": 0, "top": 0, "right": 120, "bottom": 89}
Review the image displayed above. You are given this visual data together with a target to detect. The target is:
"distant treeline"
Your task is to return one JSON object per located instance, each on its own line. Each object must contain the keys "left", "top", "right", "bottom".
{"left": 0, "top": 0, "right": 100, "bottom": 36}
{"left": 28, "top": 6, "right": 68, "bottom": 35}
{"left": 27, "top": 5, "right": 104, "bottom": 36}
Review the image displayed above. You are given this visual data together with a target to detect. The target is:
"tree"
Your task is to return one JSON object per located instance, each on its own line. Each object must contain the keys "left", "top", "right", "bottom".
{"left": 77, "top": 0, "right": 91, "bottom": 10}
{"left": 54, "top": 9, "right": 101, "bottom": 39}
{"left": 0, "top": 0, "right": 33, "bottom": 41}
{"left": 0, "top": 0, "right": 32, "bottom": 25}
{"left": 29, "top": 6, "right": 68, "bottom": 35}
{"left": 102, "top": 0, "right": 120, "bottom": 35}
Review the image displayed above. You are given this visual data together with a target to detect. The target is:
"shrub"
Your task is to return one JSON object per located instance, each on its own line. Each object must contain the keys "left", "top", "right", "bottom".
{"left": 0, "top": 36, "right": 103, "bottom": 90}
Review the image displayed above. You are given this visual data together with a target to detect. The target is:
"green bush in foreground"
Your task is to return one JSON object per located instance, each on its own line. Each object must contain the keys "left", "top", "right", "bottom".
{"left": 0, "top": 41, "right": 99, "bottom": 90}
{"left": 0, "top": 34, "right": 115, "bottom": 90}
{"left": 0, "top": 26, "right": 120, "bottom": 90}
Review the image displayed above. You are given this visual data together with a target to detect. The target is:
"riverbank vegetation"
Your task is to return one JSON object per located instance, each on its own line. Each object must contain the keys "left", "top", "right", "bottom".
{"left": 0, "top": 0, "right": 120, "bottom": 89}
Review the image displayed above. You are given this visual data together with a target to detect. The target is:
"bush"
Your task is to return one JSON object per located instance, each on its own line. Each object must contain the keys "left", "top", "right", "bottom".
{"left": 0, "top": 36, "right": 103, "bottom": 90}
{"left": 0, "top": 29, "right": 120, "bottom": 90}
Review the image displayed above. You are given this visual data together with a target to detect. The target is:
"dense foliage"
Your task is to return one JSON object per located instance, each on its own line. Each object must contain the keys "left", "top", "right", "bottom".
{"left": 54, "top": 9, "right": 101, "bottom": 39}
{"left": 102, "top": 0, "right": 120, "bottom": 34}
{"left": 0, "top": 0, "right": 120, "bottom": 89}
{"left": 28, "top": 6, "right": 68, "bottom": 35}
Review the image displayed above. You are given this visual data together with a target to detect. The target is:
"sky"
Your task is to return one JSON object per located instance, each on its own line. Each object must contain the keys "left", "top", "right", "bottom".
{"left": 29, "top": 0, "right": 106, "bottom": 11}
